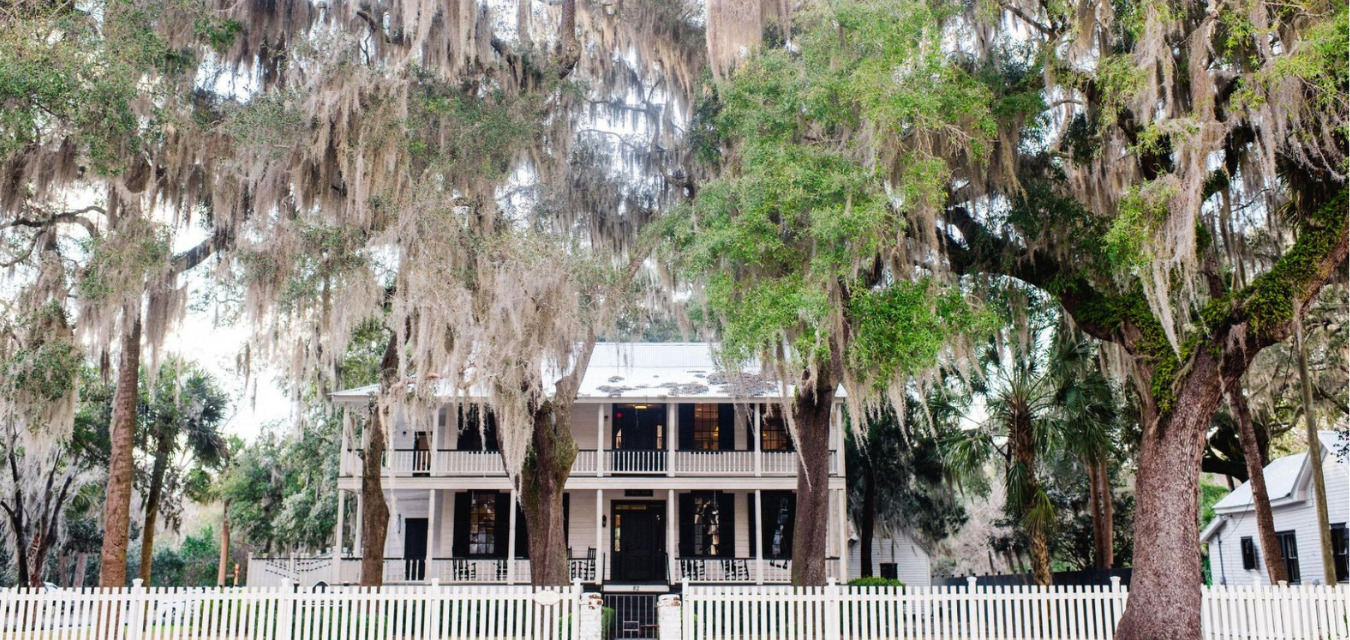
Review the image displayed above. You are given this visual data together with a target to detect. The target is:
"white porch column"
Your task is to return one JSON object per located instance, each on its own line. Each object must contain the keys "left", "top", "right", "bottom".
{"left": 427, "top": 489, "right": 438, "bottom": 578}
{"left": 667, "top": 404, "right": 677, "bottom": 477}
{"left": 335, "top": 489, "right": 346, "bottom": 556}
{"left": 753, "top": 404, "right": 762, "bottom": 477}
{"left": 836, "top": 488, "right": 848, "bottom": 582}
{"left": 595, "top": 490, "right": 605, "bottom": 582}
{"left": 667, "top": 489, "right": 678, "bottom": 582}
{"left": 430, "top": 408, "right": 442, "bottom": 473}
{"left": 507, "top": 489, "right": 518, "bottom": 584}
{"left": 754, "top": 489, "right": 764, "bottom": 584}
{"left": 354, "top": 491, "right": 363, "bottom": 553}
{"left": 597, "top": 406, "right": 607, "bottom": 477}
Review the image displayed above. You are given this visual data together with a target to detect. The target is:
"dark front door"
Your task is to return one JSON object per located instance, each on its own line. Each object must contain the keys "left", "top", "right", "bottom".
{"left": 404, "top": 518, "right": 428, "bottom": 581}
{"left": 611, "top": 502, "right": 666, "bottom": 583}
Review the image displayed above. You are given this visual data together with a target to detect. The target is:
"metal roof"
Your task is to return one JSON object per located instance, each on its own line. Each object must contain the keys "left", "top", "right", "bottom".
{"left": 330, "top": 342, "right": 845, "bottom": 404}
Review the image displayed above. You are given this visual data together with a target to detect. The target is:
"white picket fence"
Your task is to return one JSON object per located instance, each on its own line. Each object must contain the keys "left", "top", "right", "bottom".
{"left": 680, "top": 580, "right": 1350, "bottom": 640}
{"left": 0, "top": 583, "right": 582, "bottom": 640}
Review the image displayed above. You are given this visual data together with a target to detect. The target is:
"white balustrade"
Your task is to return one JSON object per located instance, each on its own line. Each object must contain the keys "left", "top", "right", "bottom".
{"left": 608, "top": 449, "right": 666, "bottom": 473}
{"left": 674, "top": 451, "right": 756, "bottom": 475}
{"left": 572, "top": 450, "right": 598, "bottom": 474}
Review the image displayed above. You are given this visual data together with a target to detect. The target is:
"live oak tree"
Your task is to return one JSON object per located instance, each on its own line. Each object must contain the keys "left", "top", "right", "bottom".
{"left": 658, "top": 1, "right": 989, "bottom": 584}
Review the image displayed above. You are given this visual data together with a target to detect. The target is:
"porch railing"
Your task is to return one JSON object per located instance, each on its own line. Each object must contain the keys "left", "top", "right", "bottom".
{"left": 676, "top": 557, "right": 844, "bottom": 583}
{"left": 338, "top": 448, "right": 839, "bottom": 477}
{"left": 609, "top": 449, "right": 666, "bottom": 474}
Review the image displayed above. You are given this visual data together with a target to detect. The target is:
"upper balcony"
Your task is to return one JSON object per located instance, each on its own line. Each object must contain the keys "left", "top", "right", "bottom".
{"left": 339, "top": 447, "right": 839, "bottom": 478}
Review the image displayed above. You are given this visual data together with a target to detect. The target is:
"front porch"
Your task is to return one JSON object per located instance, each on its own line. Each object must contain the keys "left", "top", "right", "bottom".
{"left": 248, "top": 554, "right": 844, "bottom": 587}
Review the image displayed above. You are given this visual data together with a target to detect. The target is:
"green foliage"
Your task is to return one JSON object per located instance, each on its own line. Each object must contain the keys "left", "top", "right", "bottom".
{"left": 222, "top": 414, "right": 341, "bottom": 554}
{"left": 1199, "top": 482, "right": 1229, "bottom": 527}
{"left": 848, "top": 576, "right": 905, "bottom": 587}
{"left": 127, "top": 526, "right": 223, "bottom": 587}
{"left": 1244, "top": 190, "right": 1349, "bottom": 340}
{"left": 1, "top": 302, "right": 81, "bottom": 407}
{"left": 847, "top": 282, "right": 993, "bottom": 389}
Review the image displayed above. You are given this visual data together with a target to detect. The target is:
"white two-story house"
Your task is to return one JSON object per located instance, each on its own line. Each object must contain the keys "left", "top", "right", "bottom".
{"left": 252, "top": 342, "right": 875, "bottom": 590}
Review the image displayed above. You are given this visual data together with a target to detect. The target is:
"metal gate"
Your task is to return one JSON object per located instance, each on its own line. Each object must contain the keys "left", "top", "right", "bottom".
{"left": 604, "top": 593, "right": 660, "bottom": 639}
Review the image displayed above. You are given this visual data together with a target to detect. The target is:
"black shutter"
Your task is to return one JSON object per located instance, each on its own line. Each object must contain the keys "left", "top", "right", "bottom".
{"left": 485, "top": 410, "right": 499, "bottom": 451}
{"left": 678, "top": 404, "right": 695, "bottom": 451}
{"left": 515, "top": 502, "right": 529, "bottom": 558}
{"left": 452, "top": 492, "right": 470, "bottom": 557}
{"left": 495, "top": 493, "right": 511, "bottom": 558}
{"left": 678, "top": 493, "right": 694, "bottom": 557}
{"left": 747, "top": 494, "right": 757, "bottom": 557}
{"left": 718, "top": 492, "right": 736, "bottom": 557}
{"left": 782, "top": 493, "right": 796, "bottom": 556}
{"left": 1240, "top": 537, "right": 1256, "bottom": 570}
{"left": 718, "top": 405, "right": 736, "bottom": 451}
{"left": 457, "top": 407, "right": 479, "bottom": 450}
{"left": 563, "top": 494, "right": 571, "bottom": 545}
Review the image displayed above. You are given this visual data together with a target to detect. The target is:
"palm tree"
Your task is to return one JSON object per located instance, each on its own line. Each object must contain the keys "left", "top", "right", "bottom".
{"left": 945, "top": 325, "right": 1115, "bottom": 586}
{"left": 136, "top": 359, "right": 230, "bottom": 583}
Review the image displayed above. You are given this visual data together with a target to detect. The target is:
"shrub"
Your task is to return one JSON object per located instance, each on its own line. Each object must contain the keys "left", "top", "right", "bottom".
{"left": 848, "top": 576, "right": 905, "bottom": 588}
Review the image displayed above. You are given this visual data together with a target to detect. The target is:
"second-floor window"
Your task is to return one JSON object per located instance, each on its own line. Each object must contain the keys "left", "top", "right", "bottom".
{"left": 761, "top": 409, "right": 794, "bottom": 452}
{"left": 692, "top": 404, "right": 720, "bottom": 450}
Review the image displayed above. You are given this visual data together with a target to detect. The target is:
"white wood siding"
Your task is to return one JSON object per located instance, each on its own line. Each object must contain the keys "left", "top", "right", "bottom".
{"left": 848, "top": 529, "right": 932, "bottom": 586}
{"left": 1210, "top": 455, "right": 1348, "bottom": 586}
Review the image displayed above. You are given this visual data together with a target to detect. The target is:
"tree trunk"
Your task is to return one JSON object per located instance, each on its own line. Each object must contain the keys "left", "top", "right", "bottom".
{"left": 1099, "top": 461, "right": 1114, "bottom": 569}
{"left": 218, "top": 500, "right": 231, "bottom": 587}
{"left": 790, "top": 368, "right": 836, "bottom": 586}
{"left": 359, "top": 333, "right": 399, "bottom": 587}
{"left": 859, "top": 462, "right": 876, "bottom": 578}
{"left": 74, "top": 553, "right": 88, "bottom": 588}
{"left": 520, "top": 404, "right": 578, "bottom": 586}
{"left": 1295, "top": 323, "right": 1337, "bottom": 585}
{"left": 100, "top": 301, "right": 142, "bottom": 588}
{"left": 359, "top": 406, "right": 391, "bottom": 586}
{"left": 1115, "top": 351, "right": 1222, "bottom": 640}
{"left": 1088, "top": 462, "right": 1108, "bottom": 570}
{"left": 1228, "top": 388, "right": 1287, "bottom": 583}
{"left": 139, "top": 430, "right": 175, "bottom": 584}
{"left": 1009, "top": 410, "right": 1051, "bottom": 586}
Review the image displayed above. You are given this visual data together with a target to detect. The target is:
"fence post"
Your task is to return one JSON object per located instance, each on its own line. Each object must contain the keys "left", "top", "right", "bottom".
{"left": 967, "top": 576, "right": 980, "bottom": 639}
{"left": 656, "top": 594, "right": 682, "bottom": 640}
{"left": 824, "top": 577, "right": 841, "bottom": 640}
{"left": 127, "top": 579, "right": 146, "bottom": 640}
{"left": 276, "top": 579, "right": 294, "bottom": 640}
{"left": 1110, "top": 575, "right": 1125, "bottom": 628}
{"left": 579, "top": 592, "right": 604, "bottom": 640}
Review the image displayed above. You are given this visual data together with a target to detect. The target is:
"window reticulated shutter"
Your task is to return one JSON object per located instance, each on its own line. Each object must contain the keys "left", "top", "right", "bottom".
{"left": 515, "top": 501, "right": 529, "bottom": 558}
{"left": 1240, "top": 537, "right": 1256, "bottom": 570}
{"left": 563, "top": 493, "right": 571, "bottom": 546}
{"left": 747, "top": 493, "right": 757, "bottom": 558}
{"left": 678, "top": 405, "right": 695, "bottom": 451}
{"left": 718, "top": 404, "right": 736, "bottom": 451}
{"left": 494, "top": 493, "right": 512, "bottom": 558}
{"left": 452, "top": 492, "right": 470, "bottom": 558}
{"left": 679, "top": 493, "right": 694, "bottom": 557}
{"left": 718, "top": 491, "right": 736, "bottom": 557}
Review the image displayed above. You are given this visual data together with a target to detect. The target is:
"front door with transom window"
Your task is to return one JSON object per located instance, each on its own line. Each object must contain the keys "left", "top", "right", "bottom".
{"left": 611, "top": 501, "right": 666, "bottom": 583}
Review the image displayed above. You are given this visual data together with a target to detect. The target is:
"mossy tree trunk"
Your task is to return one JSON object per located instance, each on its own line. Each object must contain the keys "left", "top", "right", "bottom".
{"left": 518, "top": 335, "right": 596, "bottom": 587}
{"left": 99, "top": 301, "right": 142, "bottom": 588}
{"left": 946, "top": 190, "right": 1347, "bottom": 640}
{"left": 359, "top": 333, "right": 399, "bottom": 587}
{"left": 138, "top": 427, "right": 176, "bottom": 583}
{"left": 1008, "top": 407, "right": 1051, "bottom": 587}
{"left": 790, "top": 362, "right": 837, "bottom": 587}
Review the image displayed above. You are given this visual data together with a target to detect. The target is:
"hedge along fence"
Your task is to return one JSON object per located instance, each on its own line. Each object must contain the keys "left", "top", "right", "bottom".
{"left": 678, "top": 578, "right": 1350, "bottom": 640}
{"left": 0, "top": 581, "right": 583, "bottom": 640}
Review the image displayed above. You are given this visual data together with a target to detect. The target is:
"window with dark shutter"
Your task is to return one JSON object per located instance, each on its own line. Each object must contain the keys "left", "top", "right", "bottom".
{"left": 1276, "top": 531, "right": 1300, "bottom": 583}
{"left": 457, "top": 406, "right": 499, "bottom": 451}
{"left": 880, "top": 564, "right": 898, "bottom": 580}
{"left": 692, "top": 404, "right": 720, "bottom": 450}
{"left": 760, "top": 407, "right": 794, "bottom": 452}
{"left": 1332, "top": 524, "right": 1348, "bottom": 583}
{"left": 1240, "top": 537, "right": 1256, "bottom": 570}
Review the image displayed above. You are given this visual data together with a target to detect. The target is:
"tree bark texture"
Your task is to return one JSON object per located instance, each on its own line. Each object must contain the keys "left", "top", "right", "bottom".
{"left": 359, "top": 333, "right": 399, "bottom": 587}
{"left": 1009, "top": 410, "right": 1052, "bottom": 586}
{"left": 218, "top": 500, "right": 231, "bottom": 587}
{"left": 1295, "top": 323, "right": 1337, "bottom": 585}
{"left": 1228, "top": 388, "right": 1287, "bottom": 583}
{"left": 520, "top": 404, "right": 578, "bottom": 586}
{"left": 100, "top": 302, "right": 142, "bottom": 587}
{"left": 139, "top": 429, "right": 175, "bottom": 583}
{"left": 791, "top": 366, "right": 837, "bottom": 586}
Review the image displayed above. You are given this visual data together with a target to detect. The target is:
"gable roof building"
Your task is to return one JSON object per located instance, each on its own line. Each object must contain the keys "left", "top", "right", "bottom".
{"left": 1200, "top": 430, "right": 1349, "bottom": 585}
